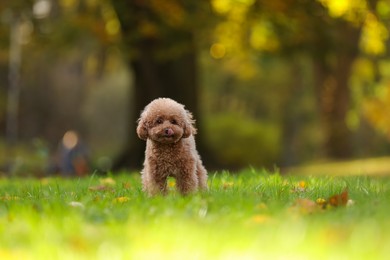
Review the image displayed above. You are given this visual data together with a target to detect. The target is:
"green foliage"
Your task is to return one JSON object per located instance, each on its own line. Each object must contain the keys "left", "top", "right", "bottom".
{"left": 0, "top": 139, "right": 49, "bottom": 177}
{"left": 1, "top": 0, "right": 390, "bottom": 169}
{"left": 1, "top": 171, "right": 390, "bottom": 258}
{"left": 204, "top": 114, "right": 280, "bottom": 168}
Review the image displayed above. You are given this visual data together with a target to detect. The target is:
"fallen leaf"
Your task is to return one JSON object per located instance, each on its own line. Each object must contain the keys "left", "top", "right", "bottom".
{"left": 0, "top": 195, "right": 20, "bottom": 201}
{"left": 113, "top": 196, "right": 130, "bottom": 203}
{"left": 251, "top": 214, "right": 271, "bottom": 224}
{"left": 88, "top": 185, "right": 113, "bottom": 192}
{"left": 328, "top": 189, "right": 349, "bottom": 207}
{"left": 99, "top": 177, "right": 116, "bottom": 186}
{"left": 168, "top": 179, "right": 176, "bottom": 188}
{"left": 222, "top": 182, "right": 234, "bottom": 189}
{"left": 316, "top": 198, "right": 327, "bottom": 207}
{"left": 316, "top": 189, "right": 349, "bottom": 209}
{"left": 291, "top": 180, "right": 307, "bottom": 193}
{"left": 122, "top": 182, "right": 132, "bottom": 189}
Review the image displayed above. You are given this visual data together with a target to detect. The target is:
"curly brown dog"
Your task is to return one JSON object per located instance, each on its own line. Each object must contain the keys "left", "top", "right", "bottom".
{"left": 137, "top": 98, "right": 208, "bottom": 195}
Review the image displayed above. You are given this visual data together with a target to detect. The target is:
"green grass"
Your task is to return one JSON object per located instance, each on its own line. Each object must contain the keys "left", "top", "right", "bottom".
{"left": 1, "top": 169, "right": 390, "bottom": 259}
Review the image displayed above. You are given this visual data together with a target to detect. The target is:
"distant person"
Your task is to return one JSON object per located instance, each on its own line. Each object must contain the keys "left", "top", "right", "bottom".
{"left": 56, "top": 130, "right": 90, "bottom": 177}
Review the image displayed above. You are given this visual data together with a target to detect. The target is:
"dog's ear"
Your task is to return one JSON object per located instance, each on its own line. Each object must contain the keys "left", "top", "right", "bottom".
{"left": 183, "top": 110, "right": 197, "bottom": 138}
{"left": 136, "top": 115, "right": 148, "bottom": 140}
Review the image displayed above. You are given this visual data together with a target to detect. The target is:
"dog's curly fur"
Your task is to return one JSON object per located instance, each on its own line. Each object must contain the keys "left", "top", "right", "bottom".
{"left": 137, "top": 98, "right": 208, "bottom": 195}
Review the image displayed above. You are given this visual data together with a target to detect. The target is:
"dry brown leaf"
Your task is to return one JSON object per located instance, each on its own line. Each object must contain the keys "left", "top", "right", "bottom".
{"left": 328, "top": 189, "right": 349, "bottom": 207}
{"left": 316, "top": 189, "right": 349, "bottom": 209}
{"left": 122, "top": 182, "right": 132, "bottom": 189}
{"left": 88, "top": 185, "right": 113, "bottom": 192}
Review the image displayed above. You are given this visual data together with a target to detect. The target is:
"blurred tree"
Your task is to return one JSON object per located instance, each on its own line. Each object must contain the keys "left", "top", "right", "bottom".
{"left": 2, "top": 0, "right": 389, "bottom": 172}
{"left": 211, "top": 0, "right": 386, "bottom": 160}
{"left": 18, "top": 0, "right": 112, "bottom": 144}
{"left": 1, "top": 0, "right": 128, "bottom": 168}
{"left": 111, "top": 1, "right": 212, "bottom": 169}
{"left": 0, "top": 1, "right": 34, "bottom": 144}
{"left": 359, "top": 1, "right": 390, "bottom": 143}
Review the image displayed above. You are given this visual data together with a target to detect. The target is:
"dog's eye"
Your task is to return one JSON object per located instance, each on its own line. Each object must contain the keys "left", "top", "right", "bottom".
{"left": 170, "top": 119, "right": 178, "bottom": 125}
{"left": 156, "top": 118, "right": 163, "bottom": 124}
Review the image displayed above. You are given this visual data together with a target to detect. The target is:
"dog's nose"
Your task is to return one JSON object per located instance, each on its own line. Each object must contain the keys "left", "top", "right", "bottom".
{"left": 164, "top": 128, "right": 174, "bottom": 136}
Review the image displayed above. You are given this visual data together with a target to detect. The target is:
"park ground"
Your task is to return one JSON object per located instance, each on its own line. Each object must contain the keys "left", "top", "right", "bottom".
{"left": 1, "top": 167, "right": 390, "bottom": 259}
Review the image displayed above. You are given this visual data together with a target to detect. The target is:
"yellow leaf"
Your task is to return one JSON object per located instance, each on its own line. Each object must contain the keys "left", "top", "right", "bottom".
{"left": 210, "top": 43, "right": 226, "bottom": 59}
{"left": 113, "top": 196, "right": 129, "bottom": 203}
{"left": 291, "top": 181, "right": 307, "bottom": 193}
{"left": 317, "top": 189, "right": 349, "bottom": 209}
{"left": 122, "top": 182, "right": 132, "bottom": 189}
{"left": 0, "top": 195, "right": 20, "bottom": 201}
{"left": 222, "top": 182, "right": 234, "bottom": 189}
{"left": 251, "top": 214, "right": 271, "bottom": 224}
{"left": 99, "top": 177, "right": 116, "bottom": 186}
{"left": 168, "top": 179, "right": 176, "bottom": 188}
{"left": 316, "top": 198, "right": 327, "bottom": 206}
{"left": 299, "top": 181, "right": 307, "bottom": 189}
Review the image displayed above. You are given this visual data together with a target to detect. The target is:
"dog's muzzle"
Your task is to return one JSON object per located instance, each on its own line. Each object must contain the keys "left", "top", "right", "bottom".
{"left": 164, "top": 128, "right": 174, "bottom": 137}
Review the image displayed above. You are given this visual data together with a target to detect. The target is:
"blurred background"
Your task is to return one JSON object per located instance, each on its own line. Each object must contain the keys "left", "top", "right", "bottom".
{"left": 1, "top": 0, "right": 390, "bottom": 176}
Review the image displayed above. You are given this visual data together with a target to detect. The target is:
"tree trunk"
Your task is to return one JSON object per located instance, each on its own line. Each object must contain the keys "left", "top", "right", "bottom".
{"left": 112, "top": 2, "right": 204, "bottom": 169}
{"left": 313, "top": 22, "right": 361, "bottom": 159}
{"left": 280, "top": 57, "right": 306, "bottom": 166}
{"left": 314, "top": 57, "right": 351, "bottom": 158}
{"left": 115, "top": 46, "right": 200, "bottom": 169}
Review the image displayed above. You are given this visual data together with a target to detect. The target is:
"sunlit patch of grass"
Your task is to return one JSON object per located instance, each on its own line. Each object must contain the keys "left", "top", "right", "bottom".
{"left": 1, "top": 170, "right": 390, "bottom": 259}
{"left": 285, "top": 156, "right": 390, "bottom": 176}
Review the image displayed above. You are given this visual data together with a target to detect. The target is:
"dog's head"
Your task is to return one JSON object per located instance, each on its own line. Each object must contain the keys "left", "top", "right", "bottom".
{"left": 137, "top": 98, "right": 197, "bottom": 144}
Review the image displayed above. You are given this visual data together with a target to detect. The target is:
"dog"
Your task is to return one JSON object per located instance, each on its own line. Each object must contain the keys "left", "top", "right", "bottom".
{"left": 137, "top": 98, "right": 208, "bottom": 195}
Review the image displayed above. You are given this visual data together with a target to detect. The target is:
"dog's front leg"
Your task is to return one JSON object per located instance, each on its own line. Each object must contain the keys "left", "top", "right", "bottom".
{"left": 176, "top": 163, "right": 198, "bottom": 195}
{"left": 142, "top": 167, "right": 168, "bottom": 196}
